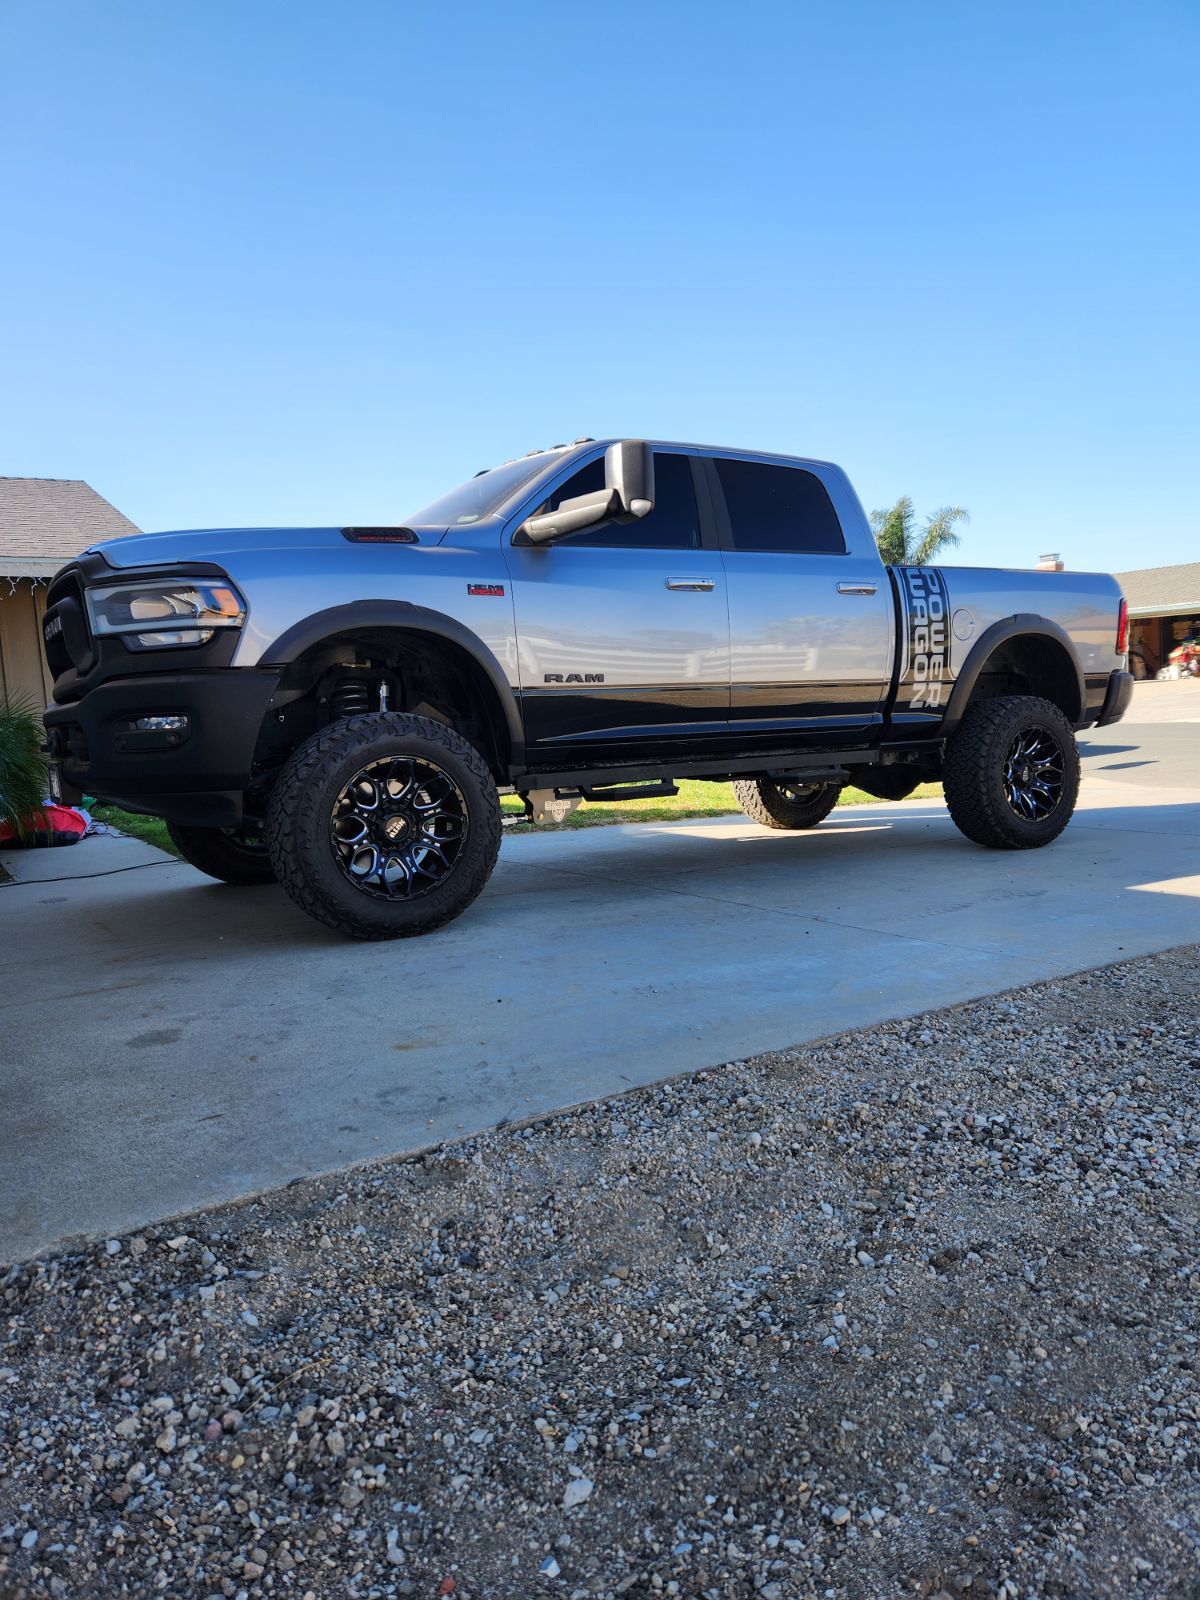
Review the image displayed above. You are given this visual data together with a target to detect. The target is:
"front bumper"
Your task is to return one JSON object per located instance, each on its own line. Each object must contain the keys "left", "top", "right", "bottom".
{"left": 44, "top": 667, "right": 280, "bottom": 827}
{"left": 1096, "top": 669, "right": 1135, "bottom": 727}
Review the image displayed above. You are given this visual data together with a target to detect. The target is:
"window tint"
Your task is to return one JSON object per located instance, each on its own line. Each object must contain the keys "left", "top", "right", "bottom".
{"left": 405, "top": 450, "right": 569, "bottom": 527}
{"left": 714, "top": 459, "right": 846, "bottom": 554}
{"left": 538, "top": 457, "right": 605, "bottom": 513}
{"left": 535, "top": 452, "right": 700, "bottom": 549}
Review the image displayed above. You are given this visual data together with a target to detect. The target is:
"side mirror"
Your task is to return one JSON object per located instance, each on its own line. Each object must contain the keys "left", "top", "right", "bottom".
{"left": 605, "top": 440, "right": 654, "bottom": 519}
{"left": 519, "top": 488, "right": 618, "bottom": 546}
{"left": 518, "top": 440, "right": 656, "bottom": 545}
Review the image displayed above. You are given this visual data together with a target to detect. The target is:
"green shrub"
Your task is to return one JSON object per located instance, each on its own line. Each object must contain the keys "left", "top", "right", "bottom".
{"left": 0, "top": 697, "right": 48, "bottom": 839}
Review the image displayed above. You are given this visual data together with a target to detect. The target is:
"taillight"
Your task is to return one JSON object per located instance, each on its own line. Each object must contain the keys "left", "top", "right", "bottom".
{"left": 1116, "top": 597, "right": 1129, "bottom": 655}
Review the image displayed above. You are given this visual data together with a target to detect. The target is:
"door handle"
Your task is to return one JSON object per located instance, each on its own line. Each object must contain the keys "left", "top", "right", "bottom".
{"left": 837, "top": 581, "right": 877, "bottom": 595}
{"left": 666, "top": 577, "right": 714, "bottom": 591}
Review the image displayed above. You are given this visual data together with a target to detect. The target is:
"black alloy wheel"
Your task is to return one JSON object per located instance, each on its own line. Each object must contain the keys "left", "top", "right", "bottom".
{"left": 330, "top": 755, "right": 468, "bottom": 900}
{"left": 1001, "top": 727, "right": 1065, "bottom": 823}
{"left": 776, "top": 781, "right": 827, "bottom": 806}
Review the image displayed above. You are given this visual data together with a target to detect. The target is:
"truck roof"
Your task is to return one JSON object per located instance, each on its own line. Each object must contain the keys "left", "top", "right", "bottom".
{"left": 491, "top": 438, "right": 841, "bottom": 475}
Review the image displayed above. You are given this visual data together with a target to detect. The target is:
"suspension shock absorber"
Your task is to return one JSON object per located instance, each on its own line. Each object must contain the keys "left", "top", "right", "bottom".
{"left": 329, "top": 674, "right": 372, "bottom": 720}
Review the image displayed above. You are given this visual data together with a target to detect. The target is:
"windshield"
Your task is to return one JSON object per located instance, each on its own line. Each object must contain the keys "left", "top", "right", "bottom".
{"left": 404, "top": 451, "right": 572, "bottom": 528}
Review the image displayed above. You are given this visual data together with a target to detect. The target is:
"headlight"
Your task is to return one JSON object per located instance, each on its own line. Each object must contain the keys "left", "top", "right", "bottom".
{"left": 86, "top": 577, "right": 247, "bottom": 650}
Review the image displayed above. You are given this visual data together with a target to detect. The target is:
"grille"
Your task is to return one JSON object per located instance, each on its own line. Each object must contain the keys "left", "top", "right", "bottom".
{"left": 42, "top": 568, "right": 93, "bottom": 684}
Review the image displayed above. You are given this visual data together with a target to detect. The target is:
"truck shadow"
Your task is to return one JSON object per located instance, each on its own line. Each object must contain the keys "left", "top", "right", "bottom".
{"left": 4, "top": 796, "right": 1196, "bottom": 983}
{"left": 47, "top": 795, "right": 1200, "bottom": 948}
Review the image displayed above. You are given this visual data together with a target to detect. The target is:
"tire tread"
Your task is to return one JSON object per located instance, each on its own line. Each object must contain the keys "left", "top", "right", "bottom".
{"left": 942, "top": 694, "right": 1079, "bottom": 849}
{"left": 265, "top": 713, "right": 501, "bottom": 939}
{"left": 167, "top": 823, "right": 276, "bottom": 886}
{"left": 731, "top": 778, "right": 840, "bottom": 831}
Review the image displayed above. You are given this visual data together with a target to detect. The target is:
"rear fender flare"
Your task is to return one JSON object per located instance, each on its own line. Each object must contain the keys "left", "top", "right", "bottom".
{"left": 941, "top": 614, "right": 1085, "bottom": 736}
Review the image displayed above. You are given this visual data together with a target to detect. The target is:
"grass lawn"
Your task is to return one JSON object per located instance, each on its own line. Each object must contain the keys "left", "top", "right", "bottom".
{"left": 91, "top": 780, "right": 943, "bottom": 857}
{"left": 87, "top": 804, "right": 178, "bottom": 855}
{"left": 499, "top": 779, "right": 943, "bottom": 829}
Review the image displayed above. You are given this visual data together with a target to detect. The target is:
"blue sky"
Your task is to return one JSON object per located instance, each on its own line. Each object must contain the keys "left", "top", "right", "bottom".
{"left": 2, "top": 0, "right": 1196, "bottom": 572}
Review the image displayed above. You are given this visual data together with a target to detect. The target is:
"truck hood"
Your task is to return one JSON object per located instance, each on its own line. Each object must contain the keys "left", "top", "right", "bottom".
{"left": 89, "top": 524, "right": 449, "bottom": 570}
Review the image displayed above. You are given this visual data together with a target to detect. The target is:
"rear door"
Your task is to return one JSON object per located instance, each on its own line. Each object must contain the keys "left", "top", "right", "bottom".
{"left": 704, "top": 454, "right": 893, "bottom": 742}
{"left": 503, "top": 449, "right": 729, "bottom": 756}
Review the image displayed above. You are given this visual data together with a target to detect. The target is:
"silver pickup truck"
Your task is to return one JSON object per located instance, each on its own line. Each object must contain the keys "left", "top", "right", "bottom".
{"left": 42, "top": 438, "right": 1132, "bottom": 939}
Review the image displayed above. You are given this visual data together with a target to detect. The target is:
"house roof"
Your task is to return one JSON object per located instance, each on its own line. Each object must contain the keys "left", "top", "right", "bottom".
{"left": 0, "top": 477, "right": 140, "bottom": 579}
{"left": 1115, "top": 561, "right": 1200, "bottom": 617}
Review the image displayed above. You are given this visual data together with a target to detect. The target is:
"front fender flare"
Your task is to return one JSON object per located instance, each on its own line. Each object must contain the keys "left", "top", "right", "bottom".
{"left": 260, "top": 600, "right": 524, "bottom": 765}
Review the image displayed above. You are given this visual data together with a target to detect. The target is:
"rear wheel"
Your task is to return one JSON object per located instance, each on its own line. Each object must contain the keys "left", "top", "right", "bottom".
{"left": 732, "top": 778, "right": 841, "bottom": 831}
{"left": 167, "top": 822, "right": 277, "bottom": 886}
{"left": 265, "top": 712, "right": 501, "bottom": 939}
{"left": 942, "top": 694, "right": 1079, "bottom": 849}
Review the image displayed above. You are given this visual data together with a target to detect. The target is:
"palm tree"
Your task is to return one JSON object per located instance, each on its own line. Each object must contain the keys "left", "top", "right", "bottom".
{"left": 0, "top": 696, "right": 47, "bottom": 839}
{"left": 870, "top": 496, "right": 969, "bottom": 566}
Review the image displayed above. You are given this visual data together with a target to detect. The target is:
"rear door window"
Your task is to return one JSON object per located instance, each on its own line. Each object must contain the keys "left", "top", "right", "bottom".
{"left": 713, "top": 458, "right": 846, "bottom": 554}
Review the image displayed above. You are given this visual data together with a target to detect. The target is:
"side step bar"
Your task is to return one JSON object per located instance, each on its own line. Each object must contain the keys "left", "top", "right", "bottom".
{"left": 513, "top": 750, "right": 873, "bottom": 792}
{"left": 579, "top": 780, "right": 679, "bottom": 803}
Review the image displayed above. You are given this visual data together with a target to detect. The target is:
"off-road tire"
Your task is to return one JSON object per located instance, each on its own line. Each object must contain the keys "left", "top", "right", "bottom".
{"left": 732, "top": 778, "right": 841, "bottom": 830}
{"left": 167, "top": 822, "right": 277, "bottom": 886}
{"left": 265, "top": 712, "right": 501, "bottom": 939}
{"left": 942, "top": 694, "right": 1080, "bottom": 849}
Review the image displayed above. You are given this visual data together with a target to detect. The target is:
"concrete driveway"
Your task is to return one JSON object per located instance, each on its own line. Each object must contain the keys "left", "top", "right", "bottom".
{"left": 2, "top": 686, "right": 1197, "bottom": 1261}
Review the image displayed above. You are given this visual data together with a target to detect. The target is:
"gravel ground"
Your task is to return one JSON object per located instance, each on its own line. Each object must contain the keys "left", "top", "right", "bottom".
{"left": 3, "top": 946, "right": 1198, "bottom": 1600}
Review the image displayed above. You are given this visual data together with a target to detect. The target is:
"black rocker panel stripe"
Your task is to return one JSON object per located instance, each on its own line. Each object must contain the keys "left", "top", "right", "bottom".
{"left": 518, "top": 683, "right": 729, "bottom": 745}
{"left": 729, "top": 679, "right": 886, "bottom": 727}
{"left": 519, "top": 680, "right": 886, "bottom": 748}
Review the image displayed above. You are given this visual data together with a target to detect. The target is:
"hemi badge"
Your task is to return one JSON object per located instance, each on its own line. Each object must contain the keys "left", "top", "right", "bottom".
{"left": 467, "top": 583, "right": 505, "bottom": 597}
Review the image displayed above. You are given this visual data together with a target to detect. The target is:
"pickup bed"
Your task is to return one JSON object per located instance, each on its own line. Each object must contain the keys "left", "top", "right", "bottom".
{"left": 42, "top": 438, "right": 1133, "bottom": 938}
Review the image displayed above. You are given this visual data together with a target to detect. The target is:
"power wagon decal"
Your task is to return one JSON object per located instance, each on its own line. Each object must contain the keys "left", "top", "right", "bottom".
{"left": 895, "top": 566, "right": 952, "bottom": 717}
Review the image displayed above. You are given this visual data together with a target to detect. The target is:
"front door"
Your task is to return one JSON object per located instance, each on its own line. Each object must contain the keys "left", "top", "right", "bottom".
{"left": 704, "top": 454, "right": 894, "bottom": 744}
{"left": 503, "top": 450, "right": 729, "bottom": 758}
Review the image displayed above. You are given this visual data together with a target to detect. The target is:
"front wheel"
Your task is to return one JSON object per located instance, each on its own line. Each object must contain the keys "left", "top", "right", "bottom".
{"left": 942, "top": 694, "right": 1080, "bottom": 849}
{"left": 265, "top": 712, "right": 501, "bottom": 939}
{"left": 732, "top": 778, "right": 841, "bottom": 831}
{"left": 166, "top": 822, "right": 277, "bottom": 886}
